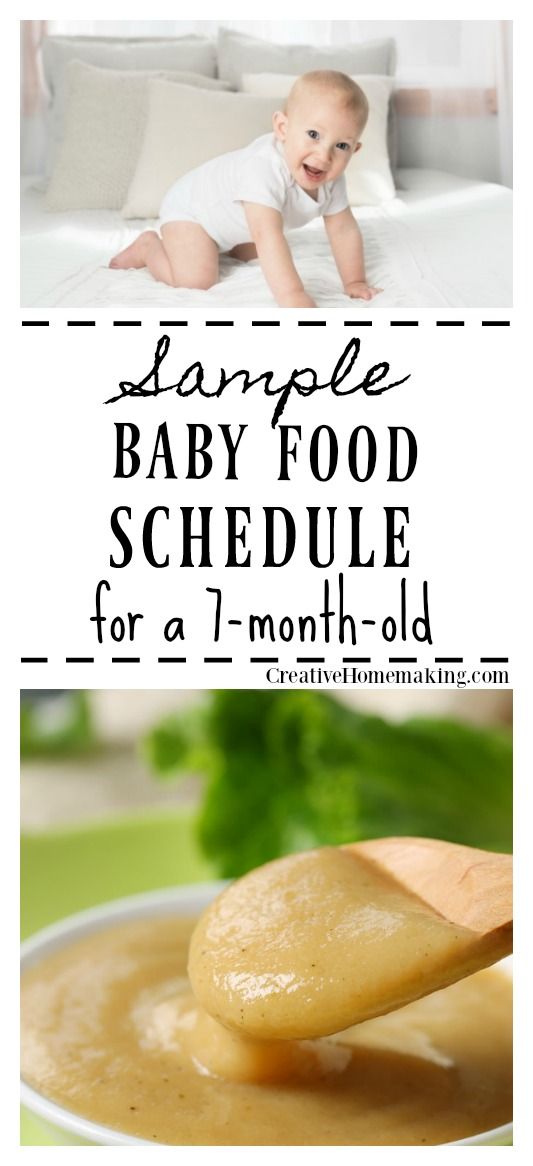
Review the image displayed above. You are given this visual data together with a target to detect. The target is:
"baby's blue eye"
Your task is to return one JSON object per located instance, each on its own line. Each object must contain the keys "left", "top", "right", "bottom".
{"left": 337, "top": 142, "right": 350, "bottom": 151}
{"left": 307, "top": 129, "right": 319, "bottom": 140}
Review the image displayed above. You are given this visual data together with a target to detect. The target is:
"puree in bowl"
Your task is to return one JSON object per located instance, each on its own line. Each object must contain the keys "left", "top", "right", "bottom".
{"left": 21, "top": 911, "right": 512, "bottom": 1145}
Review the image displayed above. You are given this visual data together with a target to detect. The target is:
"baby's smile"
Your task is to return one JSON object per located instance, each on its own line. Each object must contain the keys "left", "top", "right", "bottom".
{"left": 302, "top": 163, "right": 325, "bottom": 183}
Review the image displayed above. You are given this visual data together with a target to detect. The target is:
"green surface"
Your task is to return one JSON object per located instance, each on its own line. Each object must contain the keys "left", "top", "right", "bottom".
{"left": 21, "top": 808, "right": 213, "bottom": 1143}
{"left": 21, "top": 807, "right": 213, "bottom": 939}
{"left": 21, "top": 1112, "right": 68, "bottom": 1147}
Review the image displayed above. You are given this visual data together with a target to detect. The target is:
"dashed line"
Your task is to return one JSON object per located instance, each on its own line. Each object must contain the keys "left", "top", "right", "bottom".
{"left": 19, "top": 319, "right": 512, "bottom": 330}
{"left": 18, "top": 652, "right": 510, "bottom": 669}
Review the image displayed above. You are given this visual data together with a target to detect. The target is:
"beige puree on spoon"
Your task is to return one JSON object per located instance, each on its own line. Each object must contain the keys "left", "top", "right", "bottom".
{"left": 188, "top": 839, "right": 512, "bottom": 1055}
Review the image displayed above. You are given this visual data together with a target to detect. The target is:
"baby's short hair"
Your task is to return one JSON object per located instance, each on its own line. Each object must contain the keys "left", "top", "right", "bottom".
{"left": 287, "top": 70, "right": 369, "bottom": 132}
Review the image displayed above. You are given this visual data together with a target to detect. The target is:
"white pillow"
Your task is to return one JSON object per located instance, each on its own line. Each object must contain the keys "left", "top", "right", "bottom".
{"left": 122, "top": 81, "right": 281, "bottom": 220}
{"left": 242, "top": 73, "right": 395, "bottom": 206}
{"left": 42, "top": 35, "right": 218, "bottom": 175}
{"left": 217, "top": 27, "right": 396, "bottom": 88}
{"left": 46, "top": 62, "right": 230, "bottom": 212}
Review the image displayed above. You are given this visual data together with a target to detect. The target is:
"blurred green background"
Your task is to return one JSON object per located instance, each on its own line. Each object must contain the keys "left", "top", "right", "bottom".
{"left": 21, "top": 688, "right": 512, "bottom": 938}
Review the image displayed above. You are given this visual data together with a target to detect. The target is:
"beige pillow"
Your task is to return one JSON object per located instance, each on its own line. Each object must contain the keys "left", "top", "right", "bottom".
{"left": 122, "top": 81, "right": 281, "bottom": 220}
{"left": 46, "top": 62, "right": 230, "bottom": 212}
{"left": 242, "top": 73, "right": 395, "bottom": 206}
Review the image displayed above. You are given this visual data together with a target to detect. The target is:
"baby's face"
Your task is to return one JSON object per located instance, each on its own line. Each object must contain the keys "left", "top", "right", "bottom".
{"left": 274, "top": 92, "right": 362, "bottom": 193}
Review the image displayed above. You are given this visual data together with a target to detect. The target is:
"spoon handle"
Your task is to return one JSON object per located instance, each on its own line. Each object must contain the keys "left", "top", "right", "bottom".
{"left": 347, "top": 837, "right": 512, "bottom": 937}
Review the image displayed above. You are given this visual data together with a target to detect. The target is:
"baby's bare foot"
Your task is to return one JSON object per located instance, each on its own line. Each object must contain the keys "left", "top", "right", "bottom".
{"left": 109, "top": 230, "right": 159, "bottom": 270}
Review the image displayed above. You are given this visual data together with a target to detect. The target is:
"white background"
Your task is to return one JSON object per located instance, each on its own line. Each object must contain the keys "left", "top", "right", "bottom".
{"left": 7, "top": 0, "right": 533, "bottom": 1163}
{"left": 15, "top": 315, "right": 514, "bottom": 688}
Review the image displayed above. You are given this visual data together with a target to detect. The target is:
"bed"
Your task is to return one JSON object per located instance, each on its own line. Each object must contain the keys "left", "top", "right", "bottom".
{"left": 21, "top": 169, "right": 512, "bottom": 311}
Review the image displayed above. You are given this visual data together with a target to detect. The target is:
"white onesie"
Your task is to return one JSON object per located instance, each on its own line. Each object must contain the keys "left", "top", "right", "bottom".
{"left": 159, "top": 133, "right": 349, "bottom": 252}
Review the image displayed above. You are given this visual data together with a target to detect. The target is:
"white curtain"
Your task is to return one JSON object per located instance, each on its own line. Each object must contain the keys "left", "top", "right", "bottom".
{"left": 48, "top": 21, "right": 348, "bottom": 46}
{"left": 20, "top": 20, "right": 48, "bottom": 175}
{"left": 496, "top": 21, "right": 513, "bottom": 187}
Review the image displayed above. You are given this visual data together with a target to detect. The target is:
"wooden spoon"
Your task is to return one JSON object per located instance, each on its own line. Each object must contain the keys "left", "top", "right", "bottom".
{"left": 345, "top": 836, "right": 512, "bottom": 962}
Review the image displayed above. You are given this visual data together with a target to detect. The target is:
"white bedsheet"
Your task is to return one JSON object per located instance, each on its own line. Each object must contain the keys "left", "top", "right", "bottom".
{"left": 20, "top": 169, "right": 512, "bottom": 310}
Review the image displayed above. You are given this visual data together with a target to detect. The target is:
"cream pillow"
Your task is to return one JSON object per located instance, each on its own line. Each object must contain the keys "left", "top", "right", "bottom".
{"left": 46, "top": 62, "right": 230, "bottom": 212}
{"left": 122, "top": 81, "right": 281, "bottom": 219}
{"left": 242, "top": 73, "right": 395, "bottom": 206}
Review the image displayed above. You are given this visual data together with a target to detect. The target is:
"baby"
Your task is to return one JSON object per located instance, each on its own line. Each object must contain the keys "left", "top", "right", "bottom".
{"left": 110, "top": 70, "right": 381, "bottom": 308}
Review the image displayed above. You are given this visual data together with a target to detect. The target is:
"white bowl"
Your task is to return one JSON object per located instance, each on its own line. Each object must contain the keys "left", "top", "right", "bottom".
{"left": 20, "top": 883, "right": 513, "bottom": 1147}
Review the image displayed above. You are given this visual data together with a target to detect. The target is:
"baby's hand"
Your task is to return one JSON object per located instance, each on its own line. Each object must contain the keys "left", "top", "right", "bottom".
{"left": 344, "top": 281, "right": 383, "bottom": 301}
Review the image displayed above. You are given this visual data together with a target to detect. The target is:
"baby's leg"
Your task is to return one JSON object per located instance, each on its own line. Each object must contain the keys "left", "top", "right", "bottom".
{"left": 110, "top": 223, "right": 219, "bottom": 290}
{"left": 161, "top": 223, "right": 219, "bottom": 289}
